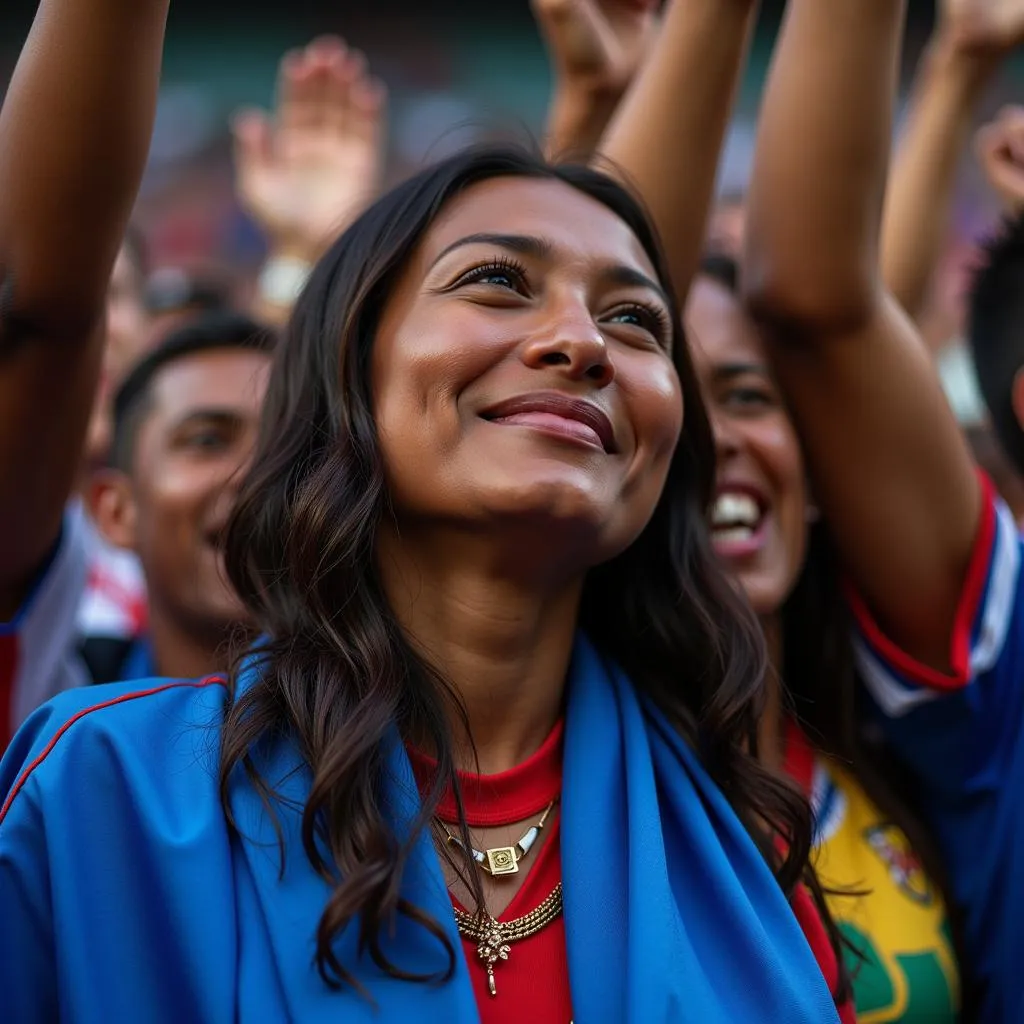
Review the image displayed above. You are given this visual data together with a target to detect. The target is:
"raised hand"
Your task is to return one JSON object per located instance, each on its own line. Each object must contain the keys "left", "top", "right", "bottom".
{"left": 976, "top": 106, "right": 1024, "bottom": 211}
{"left": 533, "top": 0, "right": 659, "bottom": 99}
{"left": 532, "top": 0, "right": 660, "bottom": 159}
{"left": 940, "top": 0, "right": 1024, "bottom": 53}
{"left": 233, "top": 36, "right": 387, "bottom": 261}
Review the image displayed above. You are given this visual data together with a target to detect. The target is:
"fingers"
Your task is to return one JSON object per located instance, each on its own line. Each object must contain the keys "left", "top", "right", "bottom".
{"left": 266, "top": 36, "right": 385, "bottom": 145}
{"left": 531, "top": 0, "right": 613, "bottom": 77}
{"left": 348, "top": 72, "right": 388, "bottom": 151}
{"left": 231, "top": 108, "right": 273, "bottom": 175}
{"left": 976, "top": 105, "right": 1024, "bottom": 210}
{"left": 278, "top": 37, "right": 340, "bottom": 134}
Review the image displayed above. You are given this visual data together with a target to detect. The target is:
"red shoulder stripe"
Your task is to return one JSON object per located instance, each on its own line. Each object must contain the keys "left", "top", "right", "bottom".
{"left": 844, "top": 471, "right": 997, "bottom": 691}
{"left": 0, "top": 676, "right": 227, "bottom": 824}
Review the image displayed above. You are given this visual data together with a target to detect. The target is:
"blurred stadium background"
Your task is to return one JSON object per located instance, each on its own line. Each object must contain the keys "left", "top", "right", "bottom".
{"left": 2, "top": 0, "right": 1021, "bottom": 346}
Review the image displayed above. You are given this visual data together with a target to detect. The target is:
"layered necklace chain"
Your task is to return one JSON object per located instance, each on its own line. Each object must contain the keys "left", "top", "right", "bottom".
{"left": 452, "top": 884, "right": 564, "bottom": 997}
{"left": 437, "top": 798, "right": 557, "bottom": 876}
{"left": 438, "top": 798, "right": 563, "bottom": 997}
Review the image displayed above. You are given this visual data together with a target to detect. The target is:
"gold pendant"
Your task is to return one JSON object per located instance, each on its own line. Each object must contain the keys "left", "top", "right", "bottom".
{"left": 475, "top": 921, "right": 511, "bottom": 996}
{"left": 485, "top": 846, "right": 519, "bottom": 876}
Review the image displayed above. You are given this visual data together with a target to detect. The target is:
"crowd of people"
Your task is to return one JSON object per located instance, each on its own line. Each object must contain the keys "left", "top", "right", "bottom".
{"left": 1, "top": 0, "right": 1024, "bottom": 1021}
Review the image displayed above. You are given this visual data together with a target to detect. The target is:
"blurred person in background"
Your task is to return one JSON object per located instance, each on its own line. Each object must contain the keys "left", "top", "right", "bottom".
{"left": 82, "top": 312, "right": 273, "bottom": 684}
{"left": 76, "top": 231, "right": 154, "bottom": 674}
{"left": 145, "top": 265, "right": 233, "bottom": 336}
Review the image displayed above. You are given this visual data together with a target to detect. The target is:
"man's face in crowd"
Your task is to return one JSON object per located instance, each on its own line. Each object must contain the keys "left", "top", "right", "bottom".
{"left": 95, "top": 347, "right": 271, "bottom": 637}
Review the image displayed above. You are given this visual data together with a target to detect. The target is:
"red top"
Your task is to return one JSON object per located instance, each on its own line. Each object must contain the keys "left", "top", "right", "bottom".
{"left": 409, "top": 720, "right": 572, "bottom": 1024}
{"left": 410, "top": 719, "right": 853, "bottom": 1024}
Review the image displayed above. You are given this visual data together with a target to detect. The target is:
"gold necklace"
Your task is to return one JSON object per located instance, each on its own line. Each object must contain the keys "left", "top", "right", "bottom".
{"left": 437, "top": 799, "right": 557, "bottom": 877}
{"left": 452, "top": 882, "right": 564, "bottom": 996}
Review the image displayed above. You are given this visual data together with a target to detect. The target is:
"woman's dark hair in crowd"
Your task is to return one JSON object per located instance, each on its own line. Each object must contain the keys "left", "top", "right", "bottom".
{"left": 969, "top": 211, "right": 1024, "bottom": 477}
{"left": 699, "top": 249, "right": 972, "bottom": 1014}
{"left": 218, "top": 145, "right": 834, "bottom": 994}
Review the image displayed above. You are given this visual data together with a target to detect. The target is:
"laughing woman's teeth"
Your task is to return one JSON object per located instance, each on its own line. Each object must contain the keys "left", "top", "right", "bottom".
{"left": 713, "top": 525, "right": 754, "bottom": 543}
{"left": 712, "top": 492, "right": 759, "bottom": 528}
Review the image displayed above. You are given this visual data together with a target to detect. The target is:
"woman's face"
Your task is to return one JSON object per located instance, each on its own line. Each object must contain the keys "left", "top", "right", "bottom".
{"left": 371, "top": 176, "right": 683, "bottom": 576}
{"left": 687, "top": 275, "right": 810, "bottom": 616}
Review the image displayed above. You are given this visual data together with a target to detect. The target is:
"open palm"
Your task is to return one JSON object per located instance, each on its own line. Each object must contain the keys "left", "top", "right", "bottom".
{"left": 233, "top": 36, "right": 386, "bottom": 257}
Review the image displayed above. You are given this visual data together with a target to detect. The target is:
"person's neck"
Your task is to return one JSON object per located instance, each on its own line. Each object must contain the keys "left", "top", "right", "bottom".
{"left": 378, "top": 527, "right": 581, "bottom": 776}
{"left": 757, "top": 613, "right": 785, "bottom": 773}
{"left": 146, "top": 601, "right": 231, "bottom": 680}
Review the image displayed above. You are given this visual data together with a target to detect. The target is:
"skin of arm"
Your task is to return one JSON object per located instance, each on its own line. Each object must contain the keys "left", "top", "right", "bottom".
{"left": 598, "top": 0, "right": 760, "bottom": 304}
{"left": 743, "top": 0, "right": 982, "bottom": 672}
{"left": 0, "top": 0, "right": 170, "bottom": 619}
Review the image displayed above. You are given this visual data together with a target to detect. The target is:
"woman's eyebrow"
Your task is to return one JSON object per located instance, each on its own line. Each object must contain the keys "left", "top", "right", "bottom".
{"left": 429, "top": 232, "right": 552, "bottom": 268}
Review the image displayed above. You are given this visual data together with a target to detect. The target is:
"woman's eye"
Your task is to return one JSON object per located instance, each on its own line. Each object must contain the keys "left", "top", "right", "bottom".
{"left": 181, "top": 430, "right": 229, "bottom": 452}
{"left": 455, "top": 258, "right": 528, "bottom": 292}
{"left": 473, "top": 270, "right": 517, "bottom": 288}
{"left": 605, "top": 304, "right": 670, "bottom": 346}
{"left": 725, "top": 387, "right": 773, "bottom": 409}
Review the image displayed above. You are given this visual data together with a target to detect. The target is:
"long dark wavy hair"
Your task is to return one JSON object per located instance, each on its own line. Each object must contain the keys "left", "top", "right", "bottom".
{"left": 218, "top": 146, "right": 839, "bottom": 997}
{"left": 699, "top": 249, "right": 971, "bottom": 1017}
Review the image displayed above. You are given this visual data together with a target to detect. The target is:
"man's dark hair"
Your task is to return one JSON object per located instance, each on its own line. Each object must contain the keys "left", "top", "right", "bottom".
{"left": 968, "top": 212, "right": 1024, "bottom": 475}
{"left": 111, "top": 311, "right": 275, "bottom": 472}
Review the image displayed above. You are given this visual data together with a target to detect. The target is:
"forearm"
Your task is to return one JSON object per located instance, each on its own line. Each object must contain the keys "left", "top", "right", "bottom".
{"left": 0, "top": 0, "right": 169, "bottom": 336}
{"left": 744, "top": 0, "right": 906, "bottom": 332}
{"left": 599, "top": 0, "right": 758, "bottom": 302}
{"left": 882, "top": 37, "right": 996, "bottom": 323}
{"left": 545, "top": 86, "right": 621, "bottom": 162}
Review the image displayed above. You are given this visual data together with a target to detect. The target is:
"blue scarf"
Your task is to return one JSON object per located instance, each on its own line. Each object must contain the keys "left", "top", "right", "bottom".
{"left": 229, "top": 636, "right": 839, "bottom": 1022}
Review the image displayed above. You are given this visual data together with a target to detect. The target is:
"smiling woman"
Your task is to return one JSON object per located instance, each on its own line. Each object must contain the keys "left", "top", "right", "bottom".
{"left": 0, "top": 147, "right": 845, "bottom": 1024}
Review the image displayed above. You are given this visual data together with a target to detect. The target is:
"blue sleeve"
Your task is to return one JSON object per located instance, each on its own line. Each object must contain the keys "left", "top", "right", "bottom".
{"left": 850, "top": 488, "right": 1024, "bottom": 1019}
{"left": 0, "top": 679, "right": 233, "bottom": 1022}
{"left": 0, "top": 699, "right": 72, "bottom": 1022}
{"left": 851, "top": 487, "right": 1023, "bottom": 802}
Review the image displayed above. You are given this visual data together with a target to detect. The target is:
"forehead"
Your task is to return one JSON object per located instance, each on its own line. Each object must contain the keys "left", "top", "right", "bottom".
{"left": 419, "top": 176, "right": 660, "bottom": 281}
{"left": 147, "top": 348, "right": 271, "bottom": 420}
{"left": 687, "top": 276, "right": 768, "bottom": 373}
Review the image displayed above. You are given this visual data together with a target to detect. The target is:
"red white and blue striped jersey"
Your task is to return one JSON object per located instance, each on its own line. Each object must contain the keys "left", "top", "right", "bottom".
{"left": 850, "top": 482, "right": 1023, "bottom": 1023}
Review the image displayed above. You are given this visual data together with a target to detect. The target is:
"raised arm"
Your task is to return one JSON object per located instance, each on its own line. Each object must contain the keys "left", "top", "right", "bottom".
{"left": 743, "top": 0, "right": 981, "bottom": 671}
{"left": 599, "top": 0, "right": 758, "bottom": 302}
{"left": 881, "top": 0, "right": 1024, "bottom": 322}
{"left": 0, "top": 0, "right": 169, "bottom": 618}
{"left": 531, "top": 0, "right": 657, "bottom": 162}
{"left": 977, "top": 105, "right": 1024, "bottom": 214}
